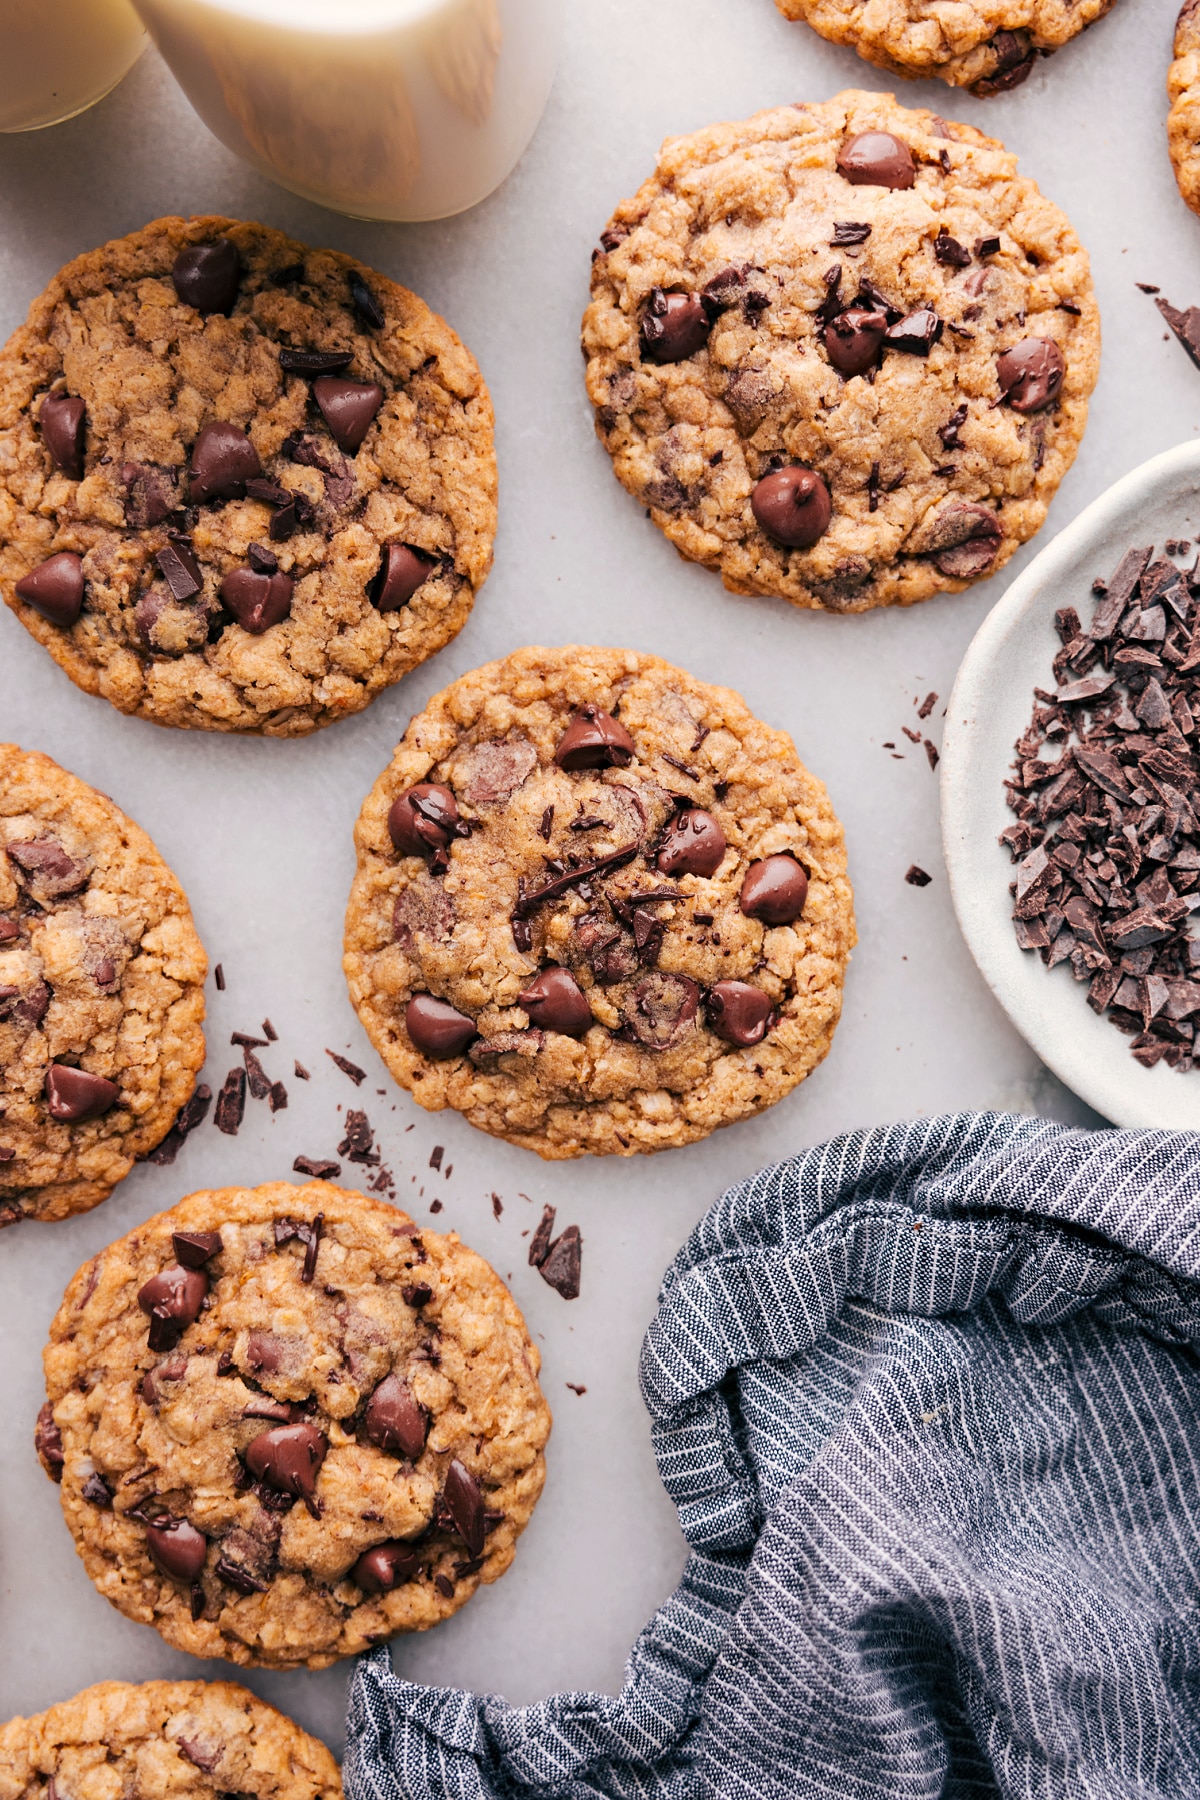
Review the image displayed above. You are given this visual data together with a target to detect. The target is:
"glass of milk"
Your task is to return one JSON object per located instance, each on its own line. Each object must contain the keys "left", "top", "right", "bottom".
{"left": 130, "top": 0, "right": 561, "bottom": 221}
{"left": 1, "top": 0, "right": 147, "bottom": 132}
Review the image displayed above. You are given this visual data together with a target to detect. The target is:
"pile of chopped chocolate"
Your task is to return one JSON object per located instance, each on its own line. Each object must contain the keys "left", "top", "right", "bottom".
{"left": 1002, "top": 541, "right": 1200, "bottom": 1070}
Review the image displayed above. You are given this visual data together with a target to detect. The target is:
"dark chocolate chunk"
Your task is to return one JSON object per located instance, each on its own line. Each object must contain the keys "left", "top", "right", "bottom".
{"left": 326, "top": 1049, "right": 366, "bottom": 1085}
{"left": 405, "top": 994, "right": 477, "bottom": 1058}
{"left": 39, "top": 392, "right": 86, "bottom": 478}
{"left": 371, "top": 542, "right": 436, "bottom": 611}
{"left": 279, "top": 347, "right": 354, "bottom": 375}
{"left": 831, "top": 221, "right": 871, "bottom": 246}
{"left": 172, "top": 239, "right": 239, "bottom": 314}
{"left": 294, "top": 1156, "right": 340, "bottom": 1179}
{"left": 14, "top": 552, "right": 84, "bottom": 627}
{"left": 8, "top": 836, "right": 87, "bottom": 898}
{"left": 388, "top": 784, "right": 464, "bottom": 857}
{"left": 313, "top": 375, "right": 384, "bottom": 453}
{"left": 517, "top": 966, "right": 591, "bottom": 1037}
{"left": 836, "top": 132, "right": 915, "bottom": 190}
{"left": 823, "top": 305, "right": 889, "bottom": 377}
{"left": 933, "top": 228, "right": 971, "bottom": 269}
{"left": 905, "top": 865, "right": 932, "bottom": 886}
{"left": 885, "top": 308, "right": 943, "bottom": 355}
{"left": 973, "top": 28, "right": 1037, "bottom": 95}
{"left": 188, "top": 421, "right": 262, "bottom": 504}
{"left": 245, "top": 1421, "right": 328, "bottom": 1506}
{"left": 751, "top": 467, "right": 831, "bottom": 548}
{"left": 138, "top": 1264, "right": 207, "bottom": 1351}
{"left": 362, "top": 1373, "right": 427, "bottom": 1460}
{"left": 553, "top": 705, "right": 635, "bottom": 770}
{"left": 538, "top": 1225, "right": 583, "bottom": 1300}
{"left": 156, "top": 539, "right": 203, "bottom": 602}
{"left": 221, "top": 566, "right": 293, "bottom": 634}
{"left": 146, "top": 1517, "right": 208, "bottom": 1583}
{"left": 44, "top": 1065, "right": 119, "bottom": 1122}
{"left": 353, "top": 1542, "right": 419, "bottom": 1592}
{"left": 35, "top": 1402, "right": 64, "bottom": 1481}
{"left": 707, "top": 981, "right": 774, "bottom": 1047}
{"left": 349, "top": 270, "right": 386, "bottom": 329}
{"left": 739, "top": 855, "right": 808, "bottom": 925}
{"left": 624, "top": 972, "right": 699, "bottom": 1049}
{"left": 441, "top": 1458, "right": 485, "bottom": 1556}
{"left": 214, "top": 1066, "right": 246, "bottom": 1135}
{"left": 924, "top": 501, "right": 1002, "bottom": 579}
{"left": 997, "top": 338, "right": 1066, "bottom": 412}
{"left": 172, "top": 1230, "right": 222, "bottom": 1268}
{"left": 656, "top": 807, "right": 727, "bottom": 878}
{"left": 339, "top": 1109, "right": 377, "bottom": 1163}
{"left": 640, "top": 289, "right": 712, "bottom": 363}
{"left": 81, "top": 1473, "right": 113, "bottom": 1507}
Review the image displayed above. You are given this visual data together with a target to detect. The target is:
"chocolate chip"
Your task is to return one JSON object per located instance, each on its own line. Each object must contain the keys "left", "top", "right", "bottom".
{"left": 976, "top": 237, "right": 1002, "bottom": 260}
{"left": 279, "top": 347, "right": 354, "bottom": 375}
{"left": 313, "top": 375, "right": 384, "bottom": 453}
{"left": 353, "top": 1541, "right": 419, "bottom": 1592}
{"left": 434, "top": 1572, "right": 455, "bottom": 1598}
{"left": 997, "top": 338, "right": 1066, "bottom": 412}
{"left": 138, "top": 1264, "right": 207, "bottom": 1351}
{"left": 156, "top": 540, "right": 203, "bottom": 601}
{"left": 836, "top": 132, "right": 915, "bottom": 190}
{"left": 14, "top": 552, "right": 84, "bottom": 627}
{"left": 146, "top": 1517, "right": 208, "bottom": 1583}
{"left": 404, "top": 1281, "right": 434, "bottom": 1306}
{"left": 245, "top": 1421, "right": 328, "bottom": 1506}
{"left": 823, "top": 305, "right": 888, "bottom": 377}
{"left": 246, "top": 542, "right": 278, "bottom": 574}
{"left": 553, "top": 704, "right": 635, "bottom": 770}
{"left": 362, "top": 1374, "right": 427, "bottom": 1460}
{"left": 405, "top": 994, "right": 477, "bottom": 1058}
{"left": 172, "top": 239, "right": 240, "bottom": 315}
{"left": 371, "top": 543, "right": 435, "bottom": 612}
{"left": 640, "top": 290, "right": 712, "bottom": 363}
{"left": 517, "top": 966, "right": 592, "bottom": 1037}
{"left": 831, "top": 222, "right": 871, "bottom": 247}
{"left": 441, "top": 1459, "right": 485, "bottom": 1556}
{"left": 885, "top": 308, "right": 943, "bottom": 355}
{"left": 214, "top": 1066, "right": 246, "bottom": 1135}
{"left": 933, "top": 228, "right": 971, "bottom": 269}
{"left": 39, "top": 393, "right": 86, "bottom": 478}
{"left": 751, "top": 468, "right": 831, "bottom": 548}
{"left": 973, "top": 29, "right": 1037, "bottom": 96}
{"left": 388, "top": 783, "right": 463, "bottom": 857}
{"left": 188, "top": 421, "right": 262, "bottom": 504}
{"left": 220, "top": 567, "right": 293, "bottom": 634}
{"left": 326, "top": 1049, "right": 366, "bottom": 1084}
{"left": 739, "top": 855, "right": 808, "bottom": 925}
{"left": 172, "top": 1230, "right": 222, "bottom": 1268}
{"left": 35, "top": 1402, "right": 64, "bottom": 1482}
{"left": 349, "top": 270, "right": 386, "bottom": 330}
{"left": 81, "top": 1473, "right": 113, "bottom": 1507}
{"left": 708, "top": 981, "right": 774, "bottom": 1047}
{"left": 656, "top": 808, "right": 727, "bottom": 877}
{"left": 538, "top": 1225, "right": 582, "bottom": 1299}
{"left": 44, "top": 1065, "right": 119, "bottom": 1123}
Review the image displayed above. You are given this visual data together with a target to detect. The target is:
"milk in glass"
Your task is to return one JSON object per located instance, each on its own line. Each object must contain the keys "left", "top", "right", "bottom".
{"left": 1, "top": 0, "right": 147, "bottom": 132}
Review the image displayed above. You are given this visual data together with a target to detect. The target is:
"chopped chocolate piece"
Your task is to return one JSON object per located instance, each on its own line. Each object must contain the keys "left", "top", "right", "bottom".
{"left": 294, "top": 1060, "right": 310, "bottom": 1079}
{"left": 214, "top": 963, "right": 225, "bottom": 990}
{"left": 338, "top": 1110, "right": 378, "bottom": 1164}
{"left": 279, "top": 347, "right": 354, "bottom": 375}
{"left": 831, "top": 222, "right": 871, "bottom": 246}
{"left": 538, "top": 1225, "right": 582, "bottom": 1300}
{"left": 326, "top": 1049, "right": 367, "bottom": 1084}
{"left": 147, "top": 1084, "right": 212, "bottom": 1165}
{"left": 349, "top": 270, "right": 387, "bottom": 329}
{"left": 81, "top": 1472, "right": 114, "bottom": 1508}
{"left": 905, "top": 865, "right": 932, "bottom": 886}
{"left": 294, "top": 1156, "right": 341, "bottom": 1179}
{"left": 1157, "top": 297, "right": 1200, "bottom": 372}
{"left": 528, "top": 1204, "right": 556, "bottom": 1267}
{"left": 933, "top": 228, "right": 971, "bottom": 269}
{"left": 214, "top": 1067, "right": 246, "bottom": 1135}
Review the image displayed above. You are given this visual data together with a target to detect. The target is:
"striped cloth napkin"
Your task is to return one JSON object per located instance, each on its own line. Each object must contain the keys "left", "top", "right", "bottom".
{"left": 347, "top": 1111, "right": 1200, "bottom": 1798}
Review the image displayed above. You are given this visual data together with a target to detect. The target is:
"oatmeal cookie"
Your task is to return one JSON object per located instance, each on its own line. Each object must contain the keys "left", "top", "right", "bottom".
{"left": 38, "top": 1181, "right": 550, "bottom": 1670}
{"left": 343, "top": 646, "right": 855, "bottom": 1157}
{"left": 0, "top": 216, "right": 496, "bottom": 735}
{"left": 1170, "top": 1, "right": 1200, "bottom": 219}
{"left": 0, "top": 1680, "right": 341, "bottom": 1800}
{"left": 583, "top": 93, "right": 1100, "bottom": 614}
{"left": 774, "top": 0, "right": 1116, "bottom": 92}
{"left": 0, "top": 745, "right": 206, "bottom": 1227}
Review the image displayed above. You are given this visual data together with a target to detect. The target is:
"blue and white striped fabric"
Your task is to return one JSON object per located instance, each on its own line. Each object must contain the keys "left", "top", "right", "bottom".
{"left": 346, "top": 1111, "right": 1200, "bottom": 1799}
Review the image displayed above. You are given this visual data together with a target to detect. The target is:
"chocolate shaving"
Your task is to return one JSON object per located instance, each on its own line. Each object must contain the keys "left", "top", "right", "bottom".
{"left": 326, "top": 1049, "right": 366, "bottom": 1085}
{"left": 213, "top": 1067, "right": 246, "bottom": 1135}
{"left": 528, "top": 1204, "right": 556, "bottom": 1267}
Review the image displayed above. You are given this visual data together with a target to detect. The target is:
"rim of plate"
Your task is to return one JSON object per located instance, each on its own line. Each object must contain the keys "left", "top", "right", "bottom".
{"left": 941, "top": 440, "right": 1200, "bottom": 1128}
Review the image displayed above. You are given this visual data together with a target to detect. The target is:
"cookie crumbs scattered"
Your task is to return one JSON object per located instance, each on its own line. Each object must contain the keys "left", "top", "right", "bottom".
{"left": 326, "top": 1049, "right": 366, "bottom": 1085}
{"left": 906, "top": 865, "right": 933, "bottom": 887}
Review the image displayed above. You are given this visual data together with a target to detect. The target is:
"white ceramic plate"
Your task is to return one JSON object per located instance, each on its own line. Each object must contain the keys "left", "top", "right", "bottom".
{"left": 941, "top": 442, "right": 1200, "bottom": 1129}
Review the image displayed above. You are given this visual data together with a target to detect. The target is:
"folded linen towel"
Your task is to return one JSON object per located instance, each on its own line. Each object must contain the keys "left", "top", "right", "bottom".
{"left": 347, "top": 1111, "right": 1200, "bottom": 1799}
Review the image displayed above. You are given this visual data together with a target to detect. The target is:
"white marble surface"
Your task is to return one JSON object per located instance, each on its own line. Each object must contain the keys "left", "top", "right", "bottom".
{"left": 0, "top": 0, "right": 1195, "bottom": 1754}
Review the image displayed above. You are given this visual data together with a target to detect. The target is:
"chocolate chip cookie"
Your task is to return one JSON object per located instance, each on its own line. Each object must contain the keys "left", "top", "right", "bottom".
{"left": 0, "top": 216, "right": 496, "bottom": 735}
{"left": 343, "top": 647, "right": 855, "bottom": 1157}
{"left": 1170, "top": 2, "right": 1200, "bottom": 219}
{"left": 1, "top": 745, "right": 207, "bottom": 1228}
{"left": 0, "top": 1681, "right": 341, "bottom": 1800}
{"left": 774, "top": 1, "right": 1116, "bottom": 92}
{"left": 38, "top": 1180, "right": 550, "bottom": 1670}
{"left": 583, "top": 93, "right": 1099, "bottom": 614}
